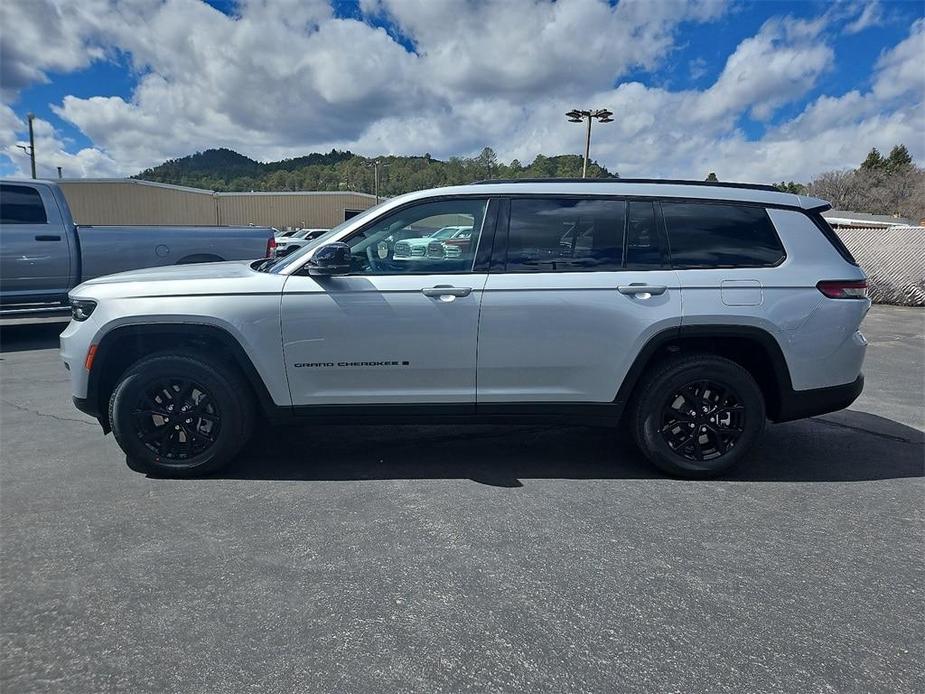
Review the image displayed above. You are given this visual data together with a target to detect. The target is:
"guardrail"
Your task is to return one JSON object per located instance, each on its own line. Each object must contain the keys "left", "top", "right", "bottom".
{"left": 836, "top": 226, "right": 925, "bottom": 306}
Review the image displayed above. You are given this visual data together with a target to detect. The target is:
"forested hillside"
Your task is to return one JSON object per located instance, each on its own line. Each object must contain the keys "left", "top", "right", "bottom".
{"left": 135, "top": 147, "right": 617, "bottom": 195}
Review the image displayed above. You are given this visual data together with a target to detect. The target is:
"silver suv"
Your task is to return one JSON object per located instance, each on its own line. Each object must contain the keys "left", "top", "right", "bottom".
{"left": 60, "top": 179, "right": 869, "bottom": 478}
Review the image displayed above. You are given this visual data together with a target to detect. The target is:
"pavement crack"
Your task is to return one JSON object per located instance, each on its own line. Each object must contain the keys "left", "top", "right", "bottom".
{"left": 809, "top": 416, "right": 922, "bottom": 444}
{"left": 1, "top": 399, "right": 97, "bottom": 427}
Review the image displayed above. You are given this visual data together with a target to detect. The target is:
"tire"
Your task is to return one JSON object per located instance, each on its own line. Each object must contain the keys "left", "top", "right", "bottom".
{"left": 109, "top": 352, "right": 254, "bottom": 477}
{"left": 631, "top": 354, "right": 766, "bottom": 479}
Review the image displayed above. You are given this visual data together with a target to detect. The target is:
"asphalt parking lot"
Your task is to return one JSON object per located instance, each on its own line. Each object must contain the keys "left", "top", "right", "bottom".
{"left": 1, "top": 305, "right": 922, "bottom": 693}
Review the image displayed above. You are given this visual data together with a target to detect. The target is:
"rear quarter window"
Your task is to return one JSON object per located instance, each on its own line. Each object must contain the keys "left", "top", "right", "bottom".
{"left": 662, "top": 201, "right": 784, "bottom": 269}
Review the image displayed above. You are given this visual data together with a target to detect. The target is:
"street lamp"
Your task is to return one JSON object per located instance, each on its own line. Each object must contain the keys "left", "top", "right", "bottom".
{"left": 16, "top": 113, "right": 37, "bottom": 178}
{"left": 566, "top": 108, "right": 613, "bottom": 178}
{"left": 366, "top": 159, "right": 385, "bottom": 204}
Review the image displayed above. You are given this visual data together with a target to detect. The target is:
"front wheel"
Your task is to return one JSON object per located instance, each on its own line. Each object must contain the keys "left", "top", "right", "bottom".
{"left": 631, "top": 354, "right": 766, "bottom": 478}
{"left": 109, "top": 353, "right": 254, "bottom": 477}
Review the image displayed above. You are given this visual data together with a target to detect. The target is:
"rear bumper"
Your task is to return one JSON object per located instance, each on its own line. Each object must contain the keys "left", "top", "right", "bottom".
{"left": 773, "top": 374, "right": 864, "bottom": 423}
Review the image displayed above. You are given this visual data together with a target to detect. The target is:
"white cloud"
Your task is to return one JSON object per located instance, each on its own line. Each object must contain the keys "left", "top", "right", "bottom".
{"left": 0, "top": 0, "right": 922, "bottom": 185}
{"left": 844, "top": 0, "right": 884, "bottom": 34}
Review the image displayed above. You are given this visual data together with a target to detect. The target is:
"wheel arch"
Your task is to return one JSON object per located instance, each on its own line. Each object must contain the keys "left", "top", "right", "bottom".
{"left": 615, "top": 324, "right": 795, "bottom": 422}
{"left": 87, "top": 322, "right": 278, "bottom": 432}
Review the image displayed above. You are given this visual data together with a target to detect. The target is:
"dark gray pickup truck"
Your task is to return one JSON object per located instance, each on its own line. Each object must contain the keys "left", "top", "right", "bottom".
{"left": 0, "top": 179, "right": 275, "bottom": 311}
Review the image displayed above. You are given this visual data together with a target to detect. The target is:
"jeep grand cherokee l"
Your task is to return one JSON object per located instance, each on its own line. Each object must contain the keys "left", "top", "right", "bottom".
{"left": 60, "top": 179, "right": 869, "bottom": 478}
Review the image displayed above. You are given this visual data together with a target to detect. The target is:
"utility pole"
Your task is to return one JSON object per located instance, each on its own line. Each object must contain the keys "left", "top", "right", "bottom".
{"left": 565, "top": 108, "right": 613, "bottom": 177}
{"left": 16, "top": 112, "right": 37, "bottom": 178}
{"left": 57, "top": 166, "right": 63, "bottom": 179}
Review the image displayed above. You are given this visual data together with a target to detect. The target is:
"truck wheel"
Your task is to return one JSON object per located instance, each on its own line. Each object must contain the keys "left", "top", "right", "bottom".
{"left": 631, "top": 354, "right": 765, "bottom": 479}
{"left": 109, "top": 353, "right": 254, "bottom": 477}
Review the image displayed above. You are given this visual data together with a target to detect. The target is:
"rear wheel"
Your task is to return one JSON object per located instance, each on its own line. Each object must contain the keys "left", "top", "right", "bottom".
{"left": 109, "top": 353, "right": 254, "bottom": 477}
{"left": 631, "top": 354, "right": 765, "bottom": 478}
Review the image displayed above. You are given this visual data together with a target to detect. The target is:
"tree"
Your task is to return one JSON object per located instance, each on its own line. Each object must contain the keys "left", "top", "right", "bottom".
{"left": 705, "top": 172, "right": 718, "bottom": 182}
{"left": 886, "top": 144, "right": 913, "bottom": 173}
{"left": 774, "top": 181, "right": 807, "bottom": 194}
{"left": 478, "top": 147, "right": 498, "bottom": 179}
{"left": 860, "top": 147, "right": 885, "bottom": 171}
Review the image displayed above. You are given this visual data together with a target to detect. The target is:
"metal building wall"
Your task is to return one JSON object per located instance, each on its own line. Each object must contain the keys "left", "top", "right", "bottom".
{"left": 58, "top": 180, "right": 218, "bottom": 225}
{"left": 216, "top": 191, "right": 376, "bottom": 229}
{"left": 56, "top": 180, "right": 377, "bottom": 228}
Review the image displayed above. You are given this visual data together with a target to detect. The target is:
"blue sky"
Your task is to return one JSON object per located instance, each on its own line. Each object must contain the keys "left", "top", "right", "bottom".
{"left": 1, "top": 0, "right": 923, "bottom": 182}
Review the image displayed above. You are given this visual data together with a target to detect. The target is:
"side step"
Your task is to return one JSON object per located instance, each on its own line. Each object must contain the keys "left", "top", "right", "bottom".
{"left": 0, "top": 305, "right": 70, "bottom": 317}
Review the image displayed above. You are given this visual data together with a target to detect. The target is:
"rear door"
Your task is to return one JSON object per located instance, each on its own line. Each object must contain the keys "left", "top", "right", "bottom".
{"left": 476, "top": 197, "right": 682, "bottom": 403}
{"left": 0, "top": 183, "right": 71, "bottom": 302}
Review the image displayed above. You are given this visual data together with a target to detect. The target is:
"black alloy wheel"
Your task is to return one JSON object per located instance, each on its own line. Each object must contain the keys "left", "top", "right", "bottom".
{"left": 659, "top": 380, "right": 745, "bottom": 462}
{"left": 133, "top": 378, "right": 221, "bottom": 463}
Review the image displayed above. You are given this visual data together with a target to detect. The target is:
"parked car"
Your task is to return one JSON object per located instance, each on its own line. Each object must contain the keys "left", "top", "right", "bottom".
{"left": 0, "top": 179, "right": 275, "bottom": 311}
{"left": 289, "top": 228, "right": 329, "bottom": 240}
{"left": 61, "top": 179, "right": 869, "bottom": 479}
{"left": 393, "top": 225, "right": 472, "bottom": 261}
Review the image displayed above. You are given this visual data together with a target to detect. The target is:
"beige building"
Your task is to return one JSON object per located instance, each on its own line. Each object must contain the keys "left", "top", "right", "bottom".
{"left": 57, "top": 179, "right": 377, "bottom": 229}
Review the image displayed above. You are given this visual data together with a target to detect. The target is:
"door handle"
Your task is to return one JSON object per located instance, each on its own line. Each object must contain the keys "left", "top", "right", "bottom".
{"left": 35, "top": 235, "right": 61, "bottom": 241}
{"left": 422, "top": 286, "right": 472, "bottom": 298}
{"left": 618, "top": 284, "right": 667, "bottom": 296}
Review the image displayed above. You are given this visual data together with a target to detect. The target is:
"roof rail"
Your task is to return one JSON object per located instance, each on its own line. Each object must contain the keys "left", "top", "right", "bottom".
{"left": 470, "top": 177, "right": 781, "bottom": 193}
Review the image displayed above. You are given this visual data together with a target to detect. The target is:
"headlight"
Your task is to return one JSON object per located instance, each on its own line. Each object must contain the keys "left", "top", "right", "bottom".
{"left": 70, "top": 299, "right": 97, "bottom": 322}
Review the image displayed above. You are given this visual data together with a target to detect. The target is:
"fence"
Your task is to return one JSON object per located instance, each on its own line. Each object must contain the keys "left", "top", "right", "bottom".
{"left": 836, "top": 226, "right": 925, "bottom": 306}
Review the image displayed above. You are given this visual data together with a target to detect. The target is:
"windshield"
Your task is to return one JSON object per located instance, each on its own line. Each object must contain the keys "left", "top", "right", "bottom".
{"left": 261, "top": 200, "right": 390, "bottom": 273}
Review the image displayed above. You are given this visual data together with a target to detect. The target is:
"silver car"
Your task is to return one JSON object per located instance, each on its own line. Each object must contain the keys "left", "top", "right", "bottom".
{"left": 61, "top": 179, "right": 869, "bottom": 479}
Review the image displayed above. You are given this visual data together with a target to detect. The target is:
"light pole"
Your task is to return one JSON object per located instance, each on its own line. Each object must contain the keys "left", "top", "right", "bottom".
{"left": 16, "top": 113, "right": 37, "bottom": 178}
{"left": 366, "top": 159, "right": 384, "bottom": 204}
{"left": 566, "top": 108, "right": 613, "bottom": 178}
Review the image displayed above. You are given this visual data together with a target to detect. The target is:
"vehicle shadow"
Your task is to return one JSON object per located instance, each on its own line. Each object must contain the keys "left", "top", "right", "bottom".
{"left": 217, "top": 410, "right": 924, "bottom": 485}
{"left": 0, "top": 320, "right": 68, "bottom": 353}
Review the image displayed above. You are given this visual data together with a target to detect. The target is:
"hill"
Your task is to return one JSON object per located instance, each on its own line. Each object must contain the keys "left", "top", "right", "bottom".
{"left": 134, "top": 147, "right": 617, "bottom": 195}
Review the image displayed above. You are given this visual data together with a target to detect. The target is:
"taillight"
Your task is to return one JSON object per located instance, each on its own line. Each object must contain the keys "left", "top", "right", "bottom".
{"left": 816, "top": 279, "right": 868, "bottom": 299}
{"left": 266, "top": 236, "right": 277, "bottom": 258}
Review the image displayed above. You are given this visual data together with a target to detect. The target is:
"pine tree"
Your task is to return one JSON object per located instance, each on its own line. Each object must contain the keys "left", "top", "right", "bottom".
{"left": 885, "top": 144, "right": 913, "bottom": 173}
{"left": 705, "top": 172, "right": 718, "bottom": 182}
{"left": 860, "top": 147, "right": 885, "bottom": 171}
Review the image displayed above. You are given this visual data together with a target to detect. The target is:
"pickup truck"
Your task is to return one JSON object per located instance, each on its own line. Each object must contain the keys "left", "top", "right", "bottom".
{"left": 0, "top": 179, "right": 275, "bottom": 311}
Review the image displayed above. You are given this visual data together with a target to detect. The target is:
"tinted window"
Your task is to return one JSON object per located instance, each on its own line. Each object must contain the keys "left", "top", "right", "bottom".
{"left": 507, "top": 198, "right": 625, "bottom": 272}
{"left": 625, "top": 201, "right": 666, "bottom": 268}
{"left": 663, "top": 202, "right": 784, "bottom": 268}
{"left": 0, "top": 184, "right": 47, "bottom": 224}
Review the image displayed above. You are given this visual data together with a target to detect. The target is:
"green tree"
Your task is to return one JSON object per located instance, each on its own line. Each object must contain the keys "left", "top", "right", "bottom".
{"left": 705, "top": 172, "right": 718, "bottom": 182}
{"left": 885, "top": 144, "right": 913, "bottom": 173}
{"left": 860, "top": 147, "right": 885, "bottom": 171}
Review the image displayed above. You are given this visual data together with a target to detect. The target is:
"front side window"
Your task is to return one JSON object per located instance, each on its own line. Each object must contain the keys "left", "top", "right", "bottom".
{"left": 343, "top": 198, "right": 488, "bottom": 274}
{"left": 662, "top": 202, "right": 785, "bottom": 268}
{"left": 506, "top": 198, "right": 625, "bottom": 272}
{"left": 0, "top": 184, "right": 47, "bottom": 224}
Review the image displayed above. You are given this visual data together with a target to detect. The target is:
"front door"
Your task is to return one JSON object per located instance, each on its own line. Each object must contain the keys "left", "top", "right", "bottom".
{"left": 281, "top": 196, "right": 495, "bottom": 406}
{"left": 477, "top": 197, "right": 682, "bottom": 403}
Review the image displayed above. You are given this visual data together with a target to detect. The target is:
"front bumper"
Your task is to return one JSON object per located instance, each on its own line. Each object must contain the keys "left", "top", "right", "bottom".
{"left": 773, "top": 374, "right": 864, "bottom": 423}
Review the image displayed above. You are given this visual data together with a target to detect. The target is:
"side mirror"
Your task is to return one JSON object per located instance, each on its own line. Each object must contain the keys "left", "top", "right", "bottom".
{"left": 306, "top": 242, "right": 351, "bottom": 276}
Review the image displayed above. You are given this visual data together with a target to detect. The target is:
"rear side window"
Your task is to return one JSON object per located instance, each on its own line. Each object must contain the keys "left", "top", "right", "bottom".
{"left": 810, "top": 213, "right": 859, "bottom": 266}
{"left": 506, "top": 198, "right": 625, "bottom": 272}
{"left": 0, "top": 184, "right": 47, "bottom": 224}
{"left": 662, "top": 202, "right": 784, "bottom": 268}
